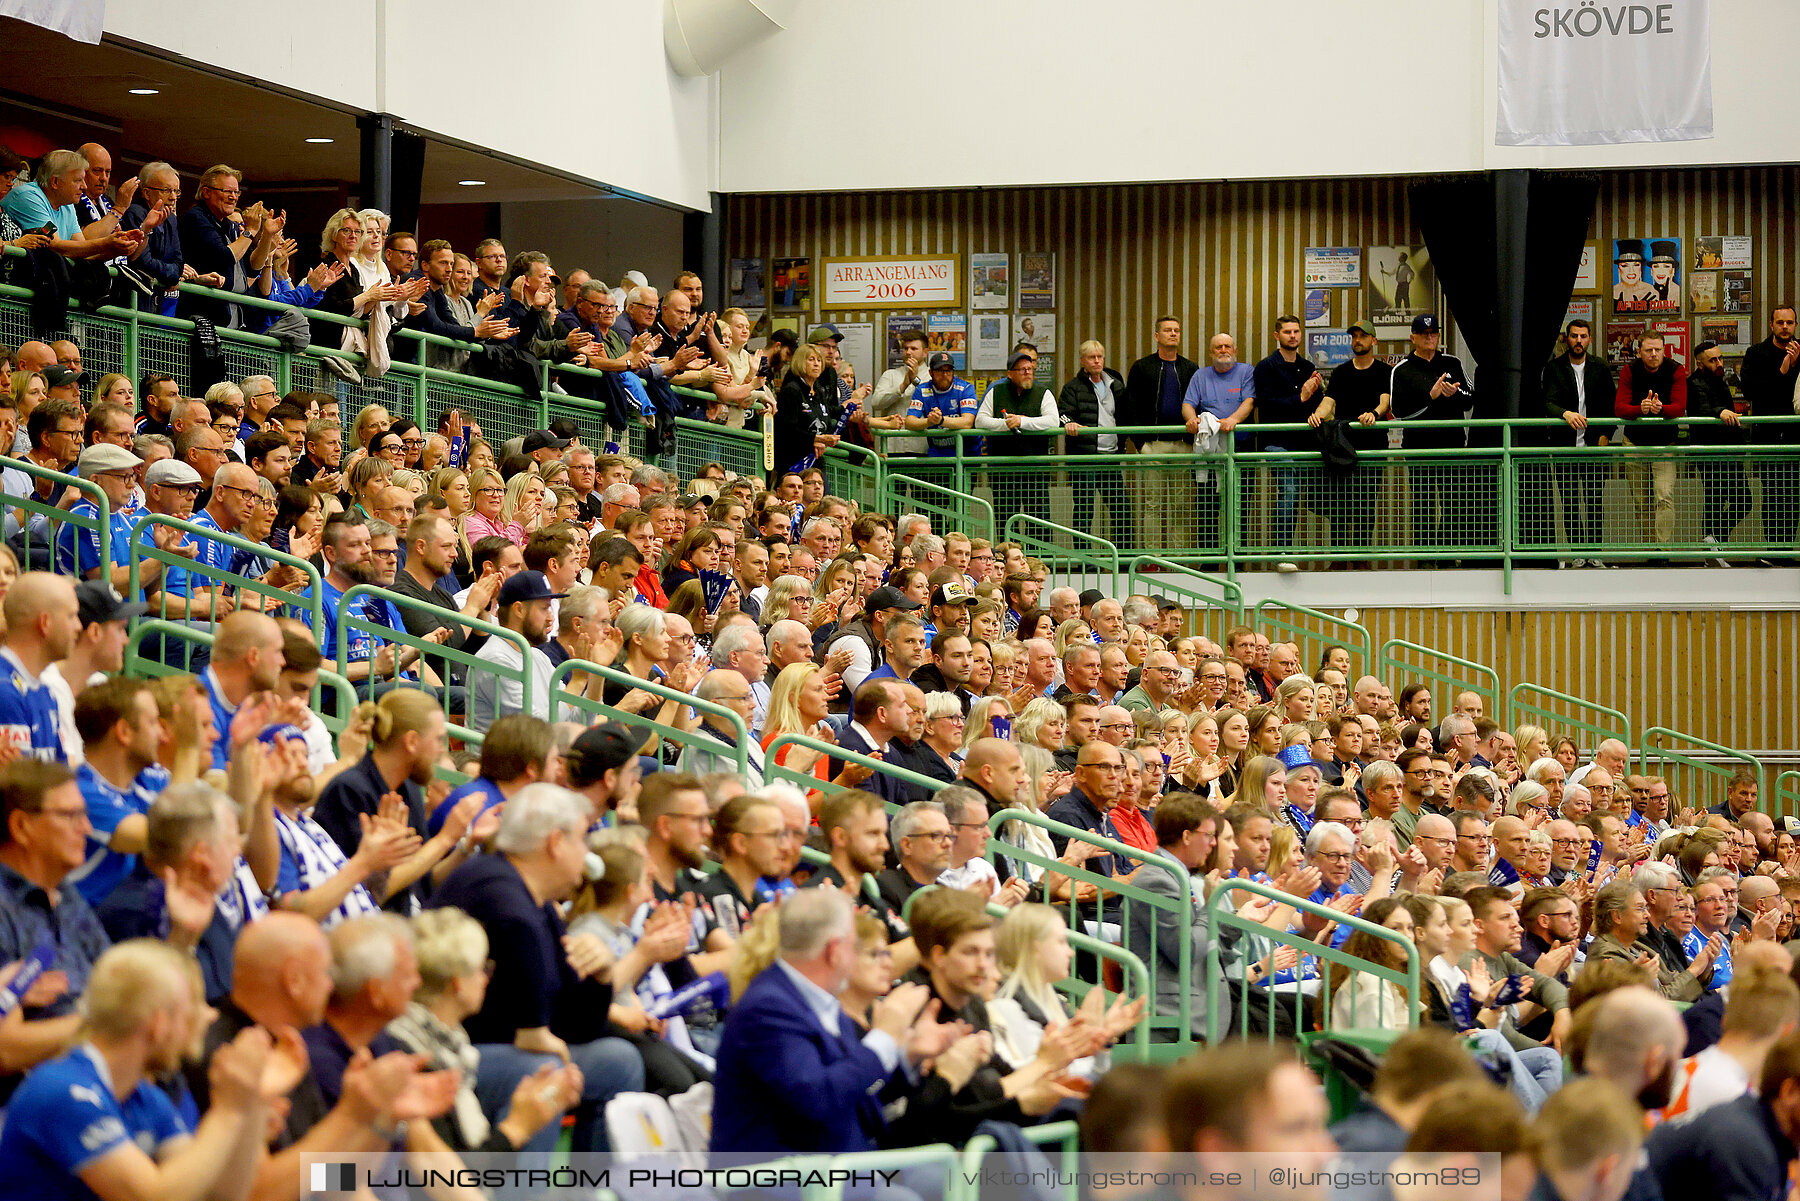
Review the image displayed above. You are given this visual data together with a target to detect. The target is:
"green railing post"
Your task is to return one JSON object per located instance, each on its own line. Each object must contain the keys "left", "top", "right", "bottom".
{"left": 550, "top": 657, "right": 750, "bottom": 776}
{"left": 1500, "top": 421, "right": 1515, "bottom": 594}
{"left": 1378, "top": 639, "right": 1501, "bottom": 720}
{"left": 1639, "top": 726, "right": 1766, "bottom": 814}
{"left": 1506, "top": 682, "right": 1633, "bottom": 755}
{"left": 1224, "top": 437, "right": 1242, "bottom": 585}
{"left": 1251, "top": 600, "right": 1374, "bottom": 678}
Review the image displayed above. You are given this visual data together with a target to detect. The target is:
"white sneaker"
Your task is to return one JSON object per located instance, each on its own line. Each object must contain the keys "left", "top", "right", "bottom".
{"left": 1276, "top": 561, "right": 1299, "bottom": 574}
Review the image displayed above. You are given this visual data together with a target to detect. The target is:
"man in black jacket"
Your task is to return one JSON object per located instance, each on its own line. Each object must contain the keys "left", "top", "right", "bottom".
{"left": 1122, "top": 317, "right": 1199, "bottom": 551}
{"left": 1738, "top": 306, "right": 1800, "bottom": 563}
{"left": 1251, "top": 315, "right": 1324, "bottom": 571}
{"left": 1058, "top": 340, "right": 1128, "bottom": 540}
{"left": 1389, "top": 314, "right": 1472, "bottom": 558}
{"left": 1538, "top": 318, "right": 1616, "bottom": 564}
{"left": 116, "top": 162, "right": 187, "bottom": 313}
{"left": 1687, "top": 340, "right": 1752, "bottom": 564}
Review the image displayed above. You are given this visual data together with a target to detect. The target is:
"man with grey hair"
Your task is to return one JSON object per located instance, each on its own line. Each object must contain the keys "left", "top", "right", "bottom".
{"left": 683, "top": 668, "right": 764, "bottom": 788}
{"left": 629, "top": 463, "right": 670, "bottom": 500}
{"left": 936, "top": 786, "right": 1027, "bottom": 906}
{"left": 1121, "top": 596, "right": 1159, "bottom": 633}
{"left": 764, "top": 618, "right": 815, "bottom": 689}
{"left": 1586, "top": 878, "right": 1713, "bottom": 1002}
{"left": 599, "top": 481, "right": 642, "bottom": 531}
{"left": 542, "top": 582, "right": 609, "bottom": 671}
{"left": 1634, "top": 860, "right": 1694, "bottom": 974}
{"left": 428, "top": 783, "right": 645, "bottom": 1151}
{"left": 1304, "top": 819, "right": 1362, "bottom": 948}
{"left": 1118, "top": 649, "right": 1179, "bottom": 713}
{"left": 1051, "top": 642, "right": 1102, "bottom": 705}
{"left": 874, "top": 801, "right": 953, "bottom": 915}
{"left": 2, "top": 147, "right": 145, "bottom": 262}
{"left": 1526, "top": 756, "right": 1568, "bottom": 812}
{"left": 1559, "top": 781, "right": 1593, "bottom": 823}
{"left": 710, "top": 622, "right": 771, "bottom": 735}
{"left": 1096, "top": 704, "right": 1135, "bottom": 747}
{"left": 1089, "top": 598, "right": 1126, "bottom": 643}
{"left": 119, "top": 160, "right": 193, "bottom": 310}
{"left": 910, "top": 532, "right": 945, "bottom": 575}
{"left": 1413, "top": 812, "right": 1458, "bottom": 874}
{"left": 711, "top": 886, "right": 947, "bottom": 1154}
{"left": 1046, "top": 587, "right": 1081, "bottom": 625}
{"left": 1440, "top": 713, "right": 1477, "bottom": 767}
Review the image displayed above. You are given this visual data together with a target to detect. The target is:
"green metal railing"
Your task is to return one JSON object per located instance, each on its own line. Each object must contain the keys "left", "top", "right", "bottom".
{"left": 1252, "top": 600, "right": 1374, "bottom": 679}
{"left": 124, "top": 513, "right": 325, "bottom": 674}
{"left": 549, "top": 656, "right": 750, "bottom": 776}
{"left": 5, "top": 459, "right": 110, "bottom": 580}
{"left": 1205, "top": 877, "right": 1421, "bottom": 1044}
{"left": 1125, "top": 555, "right": 1244, "bottom": 643}
{"left": 1506, "top": 682, "right": 1633, "bottom": 756}
{"left": 124, "top": 618, "right": 358, "bottom": 741}
{"left": 959, "top": 1121, "right": 1080, "bottom": 1201}
{"left": 1006, "top": 514, "right": 1121, "bottom": 598}
{"left": 883, "top": 474, "right": 997, "bottom": 545}
{"left": 1639, "top": 727, "right": 1765, "bottom": 816}
{"left": 1377, "top": 639, "right": 1501, "bottom": 722}
{"left": 1778, "top": 771, "right": 1800, "bottom": 821}
{"left": 982, "top": 807, "right": 1197, "bottom": 1056}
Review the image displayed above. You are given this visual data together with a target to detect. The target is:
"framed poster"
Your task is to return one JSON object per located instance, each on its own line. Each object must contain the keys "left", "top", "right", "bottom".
{"left": 1304, "top": 289, "right": 1331, "bottom": 328}
{"left": 1017, "top": 252, "right": 1055, "bottom": 309}
{"left": 1611, "top": 238, "right": 1681, "bottom": 316}
{"left": 1013, "top": 313, "right": 1056, "bottom": 354}
{"left": 771, "top": 258, "right": 811, "bottom": 309}
{"left": 1305, "top": 331, "right": 1353, "bottom": 368}
{"left": 808, "top": 321, "right": 876, "bottom": 389}
{"left": 728, "top": 257, "right": 765, "bottom": 307}
{"left": 1604, "top": 320, "right": 1645, "bottom": 367}
{"left": 1564, "top": 298, "right": 1597, "bottom": 328}
{"left": 1721, "top": 271, "right": 1753, "bottom": 314}
{"left": 820, "top": 255, "right": 959, "bottom": 310}
{"left": 1572, "top": 241, "right": 1602, "bottom": 293}
{"left": 1366, "top": 246, "right": 1436, "bottom": 339}
{"left": 1031, "top": 353, "right": 1057, "bottom": 388}
{"left": 1304, "top": 247, "right": 1362, "bottom": 288}
{"left": 925, "top": 313, "right": 968, "bottom": 372}
{"left": 883, "top": 312, "right": 926, "bottom": 369}
{"left": 767, "top": 314, "right": 801, "bottom": 339}
{"left": 1689, "top": 270, "right": 1719, "bottom": 314}
{"left": 971, "top": 314, "right": 1008, "bottom": 371}
{"left": 970, "top": 252, "right": 1010, "bottom": 310}
{"left": 1699, "top": 317, "right": 1753, "bottom": 349}
{"left": 1694, "top": 236, "right": 1752, "bottom": 271}
{"left": 1650, "top": 319, "right": 1690, "bottom": 365}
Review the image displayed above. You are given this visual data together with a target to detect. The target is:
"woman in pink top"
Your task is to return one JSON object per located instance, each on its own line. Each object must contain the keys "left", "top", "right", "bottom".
{"left": 463, "top": 467, "right": 509, "bottom": 545}
{"left": 497, "top": 471, "right": 546, "bottom": 547}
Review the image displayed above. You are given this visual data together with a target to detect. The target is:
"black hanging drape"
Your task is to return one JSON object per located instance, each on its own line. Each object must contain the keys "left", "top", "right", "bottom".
{"left": 1409, "top": 171, "right": 1600, "bottom": 423}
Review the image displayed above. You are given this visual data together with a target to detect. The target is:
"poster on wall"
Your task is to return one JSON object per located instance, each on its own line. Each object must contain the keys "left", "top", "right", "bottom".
{"left": 1604, "top": 320, "right": 1645, "bottom": 366}
{"left": 1650, "top": 319, "right": 1690, "bottom": 365}
{"left": 728, "top": 258, "right": 766, "bottom": 308}
{"left": 1012, "top": 313, "right": 1056, "bottom": 354}
{"left": 819, "top": 321, "right": 877, "bottom": 388}
{"left": 1700, "top": 317, "right": 1752, "bottom": 349}
{"left": 1689, "top": 271, "right": 1720, "bottom": 314}
{"left": 740, "top": 307, "right": 767, "bottom": 336}
{"left": 1694, "top": 236, "right": 1752, "bottom": 271}
{"left": 1032, "top": 354, "right": 1057, "bottom": 388}
{"left": 1016, "top": 252, "right": 1056, "bottom": 309}
{"left": 884, "top": 312, "right": 926, "bottom": 370}
{"left": 771, "top": 258, "right": 811, "bottom": 309}
{"left": 1366, "top": 246, "right": 1436, "bottom": 339}
{"left": 1721, "top": 271, "right": 1753, "bottom": 314}
{"left": 1304, "top": 289, "right": 1331, "bottom": 328}
{"left": 1564, "top": 298, "right": 1597, "bottom": 329}
{"left": 970, "top": 253, "right": 1010, "bottom": 310}
{"left": 1573, "top": 242, "right": 1602, "bottom": 293}
{"left": 971, "top": 314, "right": 1008, "bottom": 370}
{"left": 1303, "top": 247, "right": 1361, "bottom": 288}
{"left": 925, "top": 313, "right": 968, "bottom": 372}
{"left": 1611, "top": 238, "right": 1681, "bottom": 315}
{"left": 768, "top": 314, "right": 801, "bottom": 339}
{"left": 1305, "top": 331, "right": 1353, "bottom": 368}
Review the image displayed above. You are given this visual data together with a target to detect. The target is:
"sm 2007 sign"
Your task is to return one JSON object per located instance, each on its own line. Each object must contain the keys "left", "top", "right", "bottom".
{"left": 820, "top": 256, "right": 961, "bottom": 310}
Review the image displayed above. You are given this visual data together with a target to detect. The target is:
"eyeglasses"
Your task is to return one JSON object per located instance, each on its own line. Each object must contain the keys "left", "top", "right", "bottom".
{"left": 191, "top": 446, "right": 229, "bottom": 457}
{"left": 211, "top": 420, "right": 239, "bottom": 433}
{"left": 391, "top": 248, "right": 418, "bottom": 260}
{"left": 478, "top": 487, "right": 504, "bottom": 496}
{"left": 1100, "top": 722, "right": 1133, "bottom": 732}
{"left": 909, "top": 831, "right": 955, "bottom": 843}
{"left": 35, "top": 805, "right": 89, "bottom": 823}
{"left": 370, "top": 548, "right": 399, "bottom": 559}
{"left": 216, "top": 484, "right": 259, "bottom": 501}
{"left": 1314, "top": 851, "right": 1354, "bottom": 863}
{"left": 669, "top": 811, "right": 713, "bottom": 826}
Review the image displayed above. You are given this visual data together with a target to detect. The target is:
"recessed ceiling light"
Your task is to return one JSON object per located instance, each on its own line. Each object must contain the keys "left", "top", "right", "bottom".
{"left": 458, "top": 179, "right": 486, "bottom": 186}
{"left": 305, "top": 137, "right": 334, "bottom": 144}
{"left": 128, "top": 88, "right": 159, "bottom": 95}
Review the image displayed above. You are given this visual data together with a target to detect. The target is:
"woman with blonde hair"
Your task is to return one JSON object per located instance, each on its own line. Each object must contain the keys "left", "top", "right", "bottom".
{"left": 312, "top": 209, "right": 408, "bottom": 388}
{"left": 1052, "top": 618, "right": 1093, "bottom": 658}
{"left": 987, "top": 639, "right": 1021, "bottom": 695}
{"left": 498, "top": 471, "right": 546, "bottom": 546}
{"left": 348, "top": 456, "right": 393, "bottom": 519}
{"left": 428, "top": 466, "right": 475, "bottom": 579}
{"left": 989, "top": 903, "right": 1143, "bottom": 1074}
{"left": 91, "top": 372, "right": 133, "bottom": 406}
{"left": 756, "top": 574, "right": 815, "bottom": 632}
{"left": 1211, "top": 707, "right": 1250, "bottom": 797}
{"left": 1225, "top": 754, "right": 1288, "bottom": 814}
{"left": 1513, "top": 724, "right": 1550, "bottom": 768}
{"left": 761, "top": 662, "right": 873, "bottom": 805}
{"left": 963, "top": 696, "right": 1014, "bottom": 749}
{"left": 1245, "top": 704, "right": 1283, "bottom": 758}
{"left": 1013, "top": 697, "right": 1068, "bottom": 754}
{"left": 465, "top": 437, "right": 496, "bottom": 478}
{"left": 463, "top": 467, "right": 507, "bottom": 546}
{"left": 1275, "top": 674, "right": 1315, "bottom": 724}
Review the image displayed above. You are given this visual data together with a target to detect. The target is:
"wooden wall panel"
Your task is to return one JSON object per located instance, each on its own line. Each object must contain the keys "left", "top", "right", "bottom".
{"left": 726, "top": 166, "right": 1800, "bottom": 377}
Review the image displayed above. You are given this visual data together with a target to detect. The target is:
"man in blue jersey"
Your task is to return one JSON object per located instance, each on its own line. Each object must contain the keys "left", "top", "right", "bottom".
{"left": 426, "top": 714, "right": 556, "bottom": 836}
{"left": 55, "top": 445, "right": 178, "bottom": 602}
{"left": 67, "top": 678, "right": 169, "bottom": 909}
{"left": 0, "top": 573, "right": 82, "bottom": 764}
{"left": 903, "top": 351, "right": 978, "bottom": 492}
{"left": 0, "top": 940, "right": 274, "bottom": 1201}
{"left": 198, "top": 611, "right": 285, "bottom": 771}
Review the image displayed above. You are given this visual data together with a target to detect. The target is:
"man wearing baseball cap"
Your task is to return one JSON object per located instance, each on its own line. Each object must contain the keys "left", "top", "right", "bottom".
{"left": 521, "top": 428, "right": 569, "bottom": 462}
{"left": 1389, "top": 313, "right": 1473, "bottom": 556}
{"left": 1316, "top": 319, "right": 1392, "bottom": 548}
{"left": 922, "top": 579, "right": 973, "bottom": 640}
{"left": 469, "top": 570, "right": 564, "bottom": 733}
{"left": 975, "top": 349, "right": 1079, "bottom": 522}
{"left": 56, "top": 444, "right": 144, "bottom": 592}
{"left": 41, "top": 364, "right": 84, "bottom": 404}
{"left": 903, "top": 350, "right": 979, "bottom": 493}
{"left": 41, "top": 581, "right": 150, "bottom": 765}
{"left": 822, "top": 583, "right": 921, "bottom": 704}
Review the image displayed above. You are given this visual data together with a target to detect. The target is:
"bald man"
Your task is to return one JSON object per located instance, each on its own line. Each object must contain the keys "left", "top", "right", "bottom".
{"left": 1735, "top": 875, "right": 1782, "bottom": 940}
{"left": 0, "top": 573, "right": 83, "bottom": 762}
{"left": 200, "top": 611, "right": 285, "bottom": 769}
{"left": 959, "top": 736, "right": 1031, "bottom": 816}
{"left": 1413, "top": 812, "right": 1457, "bottom": 874}
{"left": 1490, "top": 814, "right": 1530, "bottom": 892}
{"left": 191, "top": 911, "right": 422, "bottom": 1169}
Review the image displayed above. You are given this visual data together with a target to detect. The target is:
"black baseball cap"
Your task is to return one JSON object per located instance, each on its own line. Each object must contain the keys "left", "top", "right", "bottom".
{"left": 567, "top": 721, "right": 639, "bottom": 777}
{"left": 497, "top": 570, "right": 567, "bottom": 607}
{"left": 75, "top": 580, "right": 148, "bottom": 626}
{"left": 522, "top": 429, "right": 570, "bottom": 453}
{"left": 865, "top": 584, "right": 923, "bottom": 615}
{"left": 928, "top": 351, "right": 954, "bottom": 371}
{"left": 1411, "top": 314, "right": 1440, "bottom": 334}
{"left": 43, "top": 365, "right": 83, "bottom": 389}
{"left": 1008, "top": 351, "right": 1035, "bottom": 369}
{"left": 1078, "top": 588, "right": 1105, "bottom": 608}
